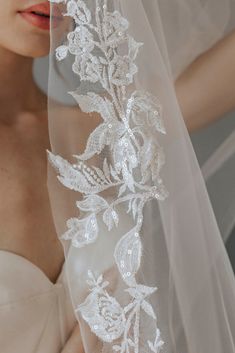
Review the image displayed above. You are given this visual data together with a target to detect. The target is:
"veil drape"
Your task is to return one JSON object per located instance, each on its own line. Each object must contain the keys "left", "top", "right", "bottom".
{"left": 47, "top": 1, "right": 235, "bottom": 352}
{"left": 201, "top": 129, "right": 235, "bottom": 242}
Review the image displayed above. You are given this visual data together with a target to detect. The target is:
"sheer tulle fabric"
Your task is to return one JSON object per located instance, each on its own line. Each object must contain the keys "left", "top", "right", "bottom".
{"left": 201, "top": 131, "right": 235, "bottom": 242}
{"left": 47, "top": 1, "right": 235, "bottom": 352}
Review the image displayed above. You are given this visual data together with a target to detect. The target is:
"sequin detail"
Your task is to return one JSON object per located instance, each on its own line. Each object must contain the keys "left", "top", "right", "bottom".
{"left": 48, "top": 1, "right": 168, "bottom": 352}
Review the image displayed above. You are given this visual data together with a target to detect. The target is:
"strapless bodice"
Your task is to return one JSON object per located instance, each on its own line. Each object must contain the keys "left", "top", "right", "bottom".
{"left": 0, "top": 250, "right": 77, "bottom": 353}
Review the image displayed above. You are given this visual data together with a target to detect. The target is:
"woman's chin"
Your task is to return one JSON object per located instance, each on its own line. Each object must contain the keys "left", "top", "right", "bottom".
{"left": 10, "top": 44, "right": 50, "bottom": 59}
{"left": 26, "top": 45, "right": 50, "bottom": 59}
{"left": 3, "top": 34, "right": 50, "bottom": 58}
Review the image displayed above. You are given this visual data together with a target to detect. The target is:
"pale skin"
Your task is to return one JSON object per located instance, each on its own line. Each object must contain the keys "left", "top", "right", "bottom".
{"left": 0, "top": 2, "right": 65, "bottom": 284}
{"left": 0, "top": 1, "right": 83, "bottom": 352}
{"left": 175, "top": 29, "right": 235, "bottom": 132}
{"left": 0, "top": 1, "right": 235, "bottom": 352}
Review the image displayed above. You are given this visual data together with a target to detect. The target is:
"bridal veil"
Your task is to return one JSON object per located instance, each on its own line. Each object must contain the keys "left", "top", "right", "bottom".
{"left": 46, "top": 1, "right": 235, "bottom": 352}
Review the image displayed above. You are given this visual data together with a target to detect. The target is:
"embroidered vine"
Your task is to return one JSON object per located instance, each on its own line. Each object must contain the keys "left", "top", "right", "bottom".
{"left": 48, "top": 0, "right": 168, "bottom": 352}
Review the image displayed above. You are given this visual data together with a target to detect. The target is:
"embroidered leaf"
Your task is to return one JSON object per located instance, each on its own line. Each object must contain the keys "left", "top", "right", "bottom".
{"left": 122, "top": 165, "right": 135, "bottom": 193}
{"left": 125, "top": 287, "right": 142, "bottom": 299}
{"left": 148, "top": 329, "right": 164, "bottom": 353}
{"left": 126, "top": 285, "right": 157, "bottom": 300}
{"left": 123, "top": 302, "right": 136, "bottom": 314}
{"left": 110, "top": 165, "right": 121, "bottom": 182}
{"left": 69, "top": 92, "right": 116, "bottom": 122}
{"left": 127, "top": 199, "right": 132, "bottom": 214}
{"left": 77, "top": 120, "right": 126, "bottom": 161}
{"left": 96, "top": 274, "right": 103, "bottom": 285}
{"left": 128, "top": 37, "right": 143, "bottom": 61}
{"left": 118, "top": 184, "right": 127, "bottom": 197}
{"left": 136, "top": 284, "right": 157, "bottom": 296}
{"left": 47, "top": 151, "right": 90, "bottom": 192}
{"left": 103, "top": 207, "right": 119, "bottom": 231}
{"left": 114, "top": 227, "right": 142, "bottom": 285}
{"left": 141, "top": 300, "right": 156, "bottom": 320}
{"left": 103, "top": 158, "right": 111, "bottom": 181}
{"left": 131, "top": 198, "right": 138, "bottom": 219}
{"left": 78, "top": 123, "right": 109, "bottom": 160}
{"left": 76, "top": 194, "right": 108, "bottom": 212}
{"left": 148, "top": 341, "right": 155, "bottom": 353}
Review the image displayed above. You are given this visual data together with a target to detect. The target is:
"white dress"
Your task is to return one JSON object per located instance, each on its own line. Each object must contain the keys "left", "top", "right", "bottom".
{"left": 0, "top": 250, "right": 77, "bottom": 353}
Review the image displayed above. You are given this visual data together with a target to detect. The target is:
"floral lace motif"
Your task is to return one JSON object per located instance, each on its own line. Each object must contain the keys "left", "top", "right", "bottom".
{"left": 48, "top": 1, "right": 168, "bottom": 352}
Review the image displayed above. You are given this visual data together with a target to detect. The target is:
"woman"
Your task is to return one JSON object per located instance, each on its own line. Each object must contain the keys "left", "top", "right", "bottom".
{"left": 0, "top": 0, "right": 63, "bottom": 292}
{"left": 0, "top": 1, "right": 235, "bottom": 353}
{"left": 0, "top": 1, "right": 84, "bottom": 352}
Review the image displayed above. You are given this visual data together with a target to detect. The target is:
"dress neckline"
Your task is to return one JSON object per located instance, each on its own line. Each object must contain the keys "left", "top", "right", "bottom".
{"left": 0, "top": 249, "right": 65, "bottom": 287}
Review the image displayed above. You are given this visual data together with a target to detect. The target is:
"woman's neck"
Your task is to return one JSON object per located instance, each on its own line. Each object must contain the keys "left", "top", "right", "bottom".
{"left": 0, "top": 47, "right": 47, "bottom": 119}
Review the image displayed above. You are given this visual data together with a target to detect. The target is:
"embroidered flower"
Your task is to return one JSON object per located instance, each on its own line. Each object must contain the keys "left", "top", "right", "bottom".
{"left": 109, "top": 54, "right": 138, "bottom": 86}
{"left": 103, "top": 10, "right": 129, "bottom": 46}
{"left": 68, "top": 27, "right": 95, "bottom": 55}
{"left": 65, "top": 0, "right": 91, "bottom": 25}
{"left": 55, "top": 27, "right": 94, "bottom": 61}
{"left": 61, "top": 214, "right": 98, "bottom": 248}
{"left": 77, "top": 272, "right": 126, "bottom": 343}
{"left": 55, "top": 45, "right": 69, "bottom": 61}
{"left": 73, "top": 54, "right": 102, "bottom": 82}
{"left": 128, "top": 91, "right": 166, "bottom": 134}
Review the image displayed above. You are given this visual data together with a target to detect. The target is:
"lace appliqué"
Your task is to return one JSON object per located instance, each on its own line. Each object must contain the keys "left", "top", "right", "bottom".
{"left": 48, "top": 1, "right": 168, "bottom": 352}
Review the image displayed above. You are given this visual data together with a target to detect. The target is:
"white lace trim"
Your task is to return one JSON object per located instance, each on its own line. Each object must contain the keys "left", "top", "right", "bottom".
{"left": 48, "top": 1, "right": 168, "bottom": 352}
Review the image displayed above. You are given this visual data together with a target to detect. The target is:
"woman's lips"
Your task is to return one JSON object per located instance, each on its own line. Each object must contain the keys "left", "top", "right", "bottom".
{"left": 18, "top": 2, "right": 63, "bottom": 30}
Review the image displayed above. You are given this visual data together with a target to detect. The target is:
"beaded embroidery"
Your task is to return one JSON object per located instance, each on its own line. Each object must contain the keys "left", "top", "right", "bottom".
{"left": 47, "top": 1, "right": 168, "bottom": 352}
